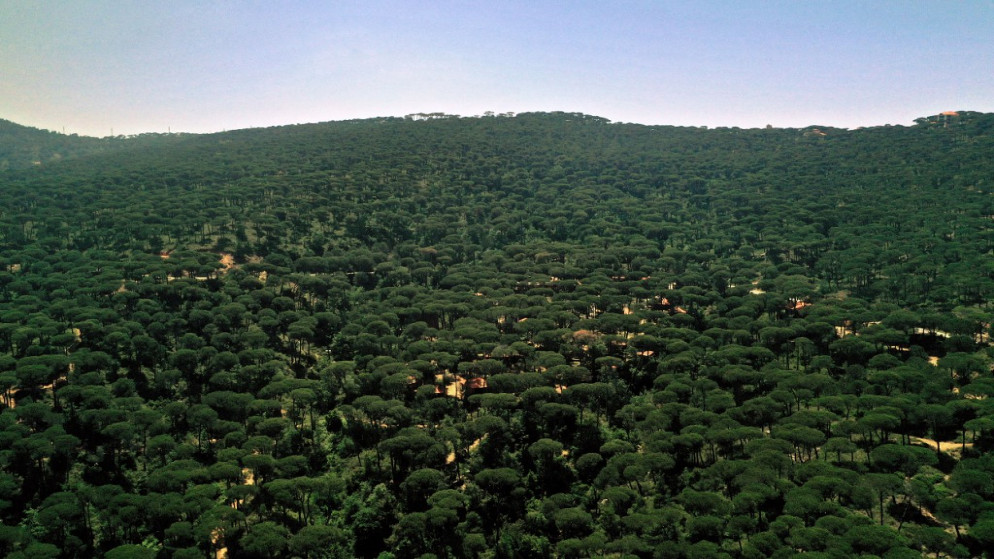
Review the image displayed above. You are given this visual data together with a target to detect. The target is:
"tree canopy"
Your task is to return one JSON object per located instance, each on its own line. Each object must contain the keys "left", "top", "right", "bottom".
{"left": 2, "top": 110, "right": 994, "bottom": 557}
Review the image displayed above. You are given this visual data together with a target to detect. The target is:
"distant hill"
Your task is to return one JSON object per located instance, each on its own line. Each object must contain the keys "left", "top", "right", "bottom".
{"left": 0, "top": 118, "right": 188, "bottom": 171}
{"left": 4, "top": 109, "right": 990, "bottom": 172}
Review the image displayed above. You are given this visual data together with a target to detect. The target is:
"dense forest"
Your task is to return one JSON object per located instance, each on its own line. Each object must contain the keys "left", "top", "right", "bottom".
{"left": 2, "top": 110, "right": 994, "bottom": 558}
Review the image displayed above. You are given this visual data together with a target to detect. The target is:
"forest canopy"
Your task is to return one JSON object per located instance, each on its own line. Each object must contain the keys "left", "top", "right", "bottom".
{"left": 2, "top": 110, "right": 994, "bottom": 558}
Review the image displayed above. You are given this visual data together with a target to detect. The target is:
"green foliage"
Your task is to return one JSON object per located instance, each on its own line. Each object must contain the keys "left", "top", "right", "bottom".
{"left": 0, "top": 110, "right": 993, "bottom": 557}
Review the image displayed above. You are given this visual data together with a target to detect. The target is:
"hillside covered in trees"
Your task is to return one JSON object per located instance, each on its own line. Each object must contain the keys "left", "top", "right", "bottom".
{"left": 2, "top": 111, "right": 994, "bottom": 558}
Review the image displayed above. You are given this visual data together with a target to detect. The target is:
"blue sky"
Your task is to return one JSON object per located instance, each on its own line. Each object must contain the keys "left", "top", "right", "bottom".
{"left": 2, "top": 1, "right": 992, "bottom": 137}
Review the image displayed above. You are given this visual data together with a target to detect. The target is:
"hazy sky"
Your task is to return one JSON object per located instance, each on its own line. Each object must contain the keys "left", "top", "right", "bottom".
{"left": 2, "top": 1, "right": 992, "bottom": 137}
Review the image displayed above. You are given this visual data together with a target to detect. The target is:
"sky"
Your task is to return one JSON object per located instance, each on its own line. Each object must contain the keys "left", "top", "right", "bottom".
{"left": 2, "top": 1, "right": 993, "bottom": 137}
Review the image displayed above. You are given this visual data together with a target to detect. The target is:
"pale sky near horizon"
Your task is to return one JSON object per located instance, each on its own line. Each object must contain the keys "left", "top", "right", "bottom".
{"left": 2, "top": 1, "right": 992, "bottom": 137}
